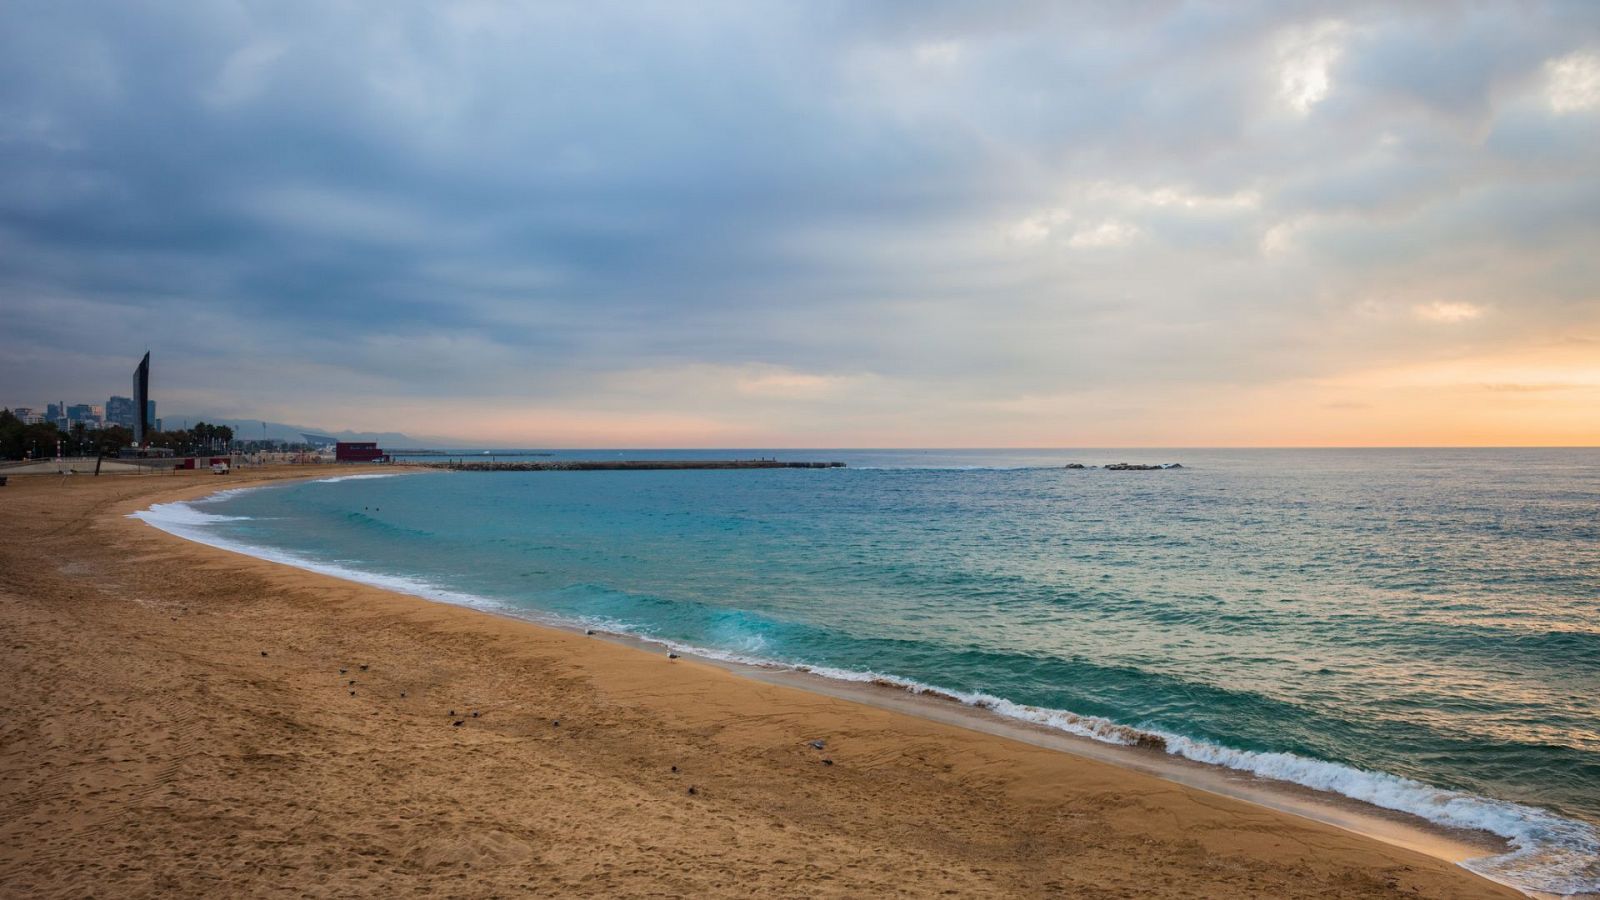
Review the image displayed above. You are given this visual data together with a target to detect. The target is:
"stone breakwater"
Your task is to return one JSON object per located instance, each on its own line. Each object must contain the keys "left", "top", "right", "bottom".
{"left": 1064, "top": 463, "right": 1184, "bottom": 470}
{"left": 418, "top": 459, "right": 847, "bottom": 471}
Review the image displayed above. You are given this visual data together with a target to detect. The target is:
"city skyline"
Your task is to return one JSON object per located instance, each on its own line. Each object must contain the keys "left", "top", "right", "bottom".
{"left": 6, "top": 396, "right": 152, "bottom": 430}
{"left": 2, "top": 3, "right": 1597, "bottom": 447}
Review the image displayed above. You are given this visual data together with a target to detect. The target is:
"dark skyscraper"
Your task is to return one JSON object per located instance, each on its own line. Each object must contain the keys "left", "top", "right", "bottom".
{"left": 132, "top": 352, "right": 150, "bottom": 445}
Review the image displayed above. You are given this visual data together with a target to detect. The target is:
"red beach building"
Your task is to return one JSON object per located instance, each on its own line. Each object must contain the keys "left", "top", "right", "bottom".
{"left": 335, "top": 441, "right": 389, "bottom": 463}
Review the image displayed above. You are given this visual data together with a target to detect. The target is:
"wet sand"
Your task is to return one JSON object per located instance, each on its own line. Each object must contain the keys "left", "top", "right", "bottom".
{"left": 0, "top": 467, "right": 1522, "bottom": 897}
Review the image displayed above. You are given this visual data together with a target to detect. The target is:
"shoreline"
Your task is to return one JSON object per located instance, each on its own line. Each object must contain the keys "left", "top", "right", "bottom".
{"left": 0, "top": 467, "right": 1532, "bottom": 897}
{"left": 137, "top": 470, "right": 1583, "bottom": 893}
{"left": 124, "top": 469, "right": 1562, "bottom": 894}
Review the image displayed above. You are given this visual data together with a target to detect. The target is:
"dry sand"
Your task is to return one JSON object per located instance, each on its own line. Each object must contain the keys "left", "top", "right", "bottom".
{"left": 0, "top": 467, "right": 1523, "bottom": 898}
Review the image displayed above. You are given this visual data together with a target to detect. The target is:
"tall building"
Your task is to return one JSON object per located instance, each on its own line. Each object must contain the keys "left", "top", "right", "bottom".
{"left": 106, "top": 396, "right": 135, "bottom": 429}
{"left": 133, "top": 352, "right": 151, "bottom": 445}
{"left": 46, "top": 402, "right": 62, "bottom": 420}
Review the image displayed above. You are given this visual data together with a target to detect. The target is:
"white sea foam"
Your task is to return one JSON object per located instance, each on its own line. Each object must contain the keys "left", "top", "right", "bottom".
{"left": 571, "top": 629, "right": 1600, "bottom": 895}
{"left": 130, "top": 498, "right": 503, "bottom": 613}
{"left": 1152, "top": 733, "right": 1598, "bottom": 895}
{"left": 311, "top": 472, "right": 410, "bottom": 484}
{"left": 132, "top": 501, "right": 252, "bottom": 529}
{"left": 130, "top": 487, "right": 1599, "bottom": 897}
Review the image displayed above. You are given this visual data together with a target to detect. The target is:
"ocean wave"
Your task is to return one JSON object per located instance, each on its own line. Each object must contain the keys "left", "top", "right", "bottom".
{"left": 129, "top": 499, "right": 502, "bottom": 613}
{"left": 1153, "top": 734, "right": 1598, "bottom": 895}
{"left": 130, "top": 492, "right": 1599, "bottom": 896}
{"left": 311, "top": 472, "right": 411, "bottom": 484}
{"left": 568, "top": 628, "right": 1597, "bottom": 895}
{"left": 132, "top": 500, "right": 253, "bottom": 528}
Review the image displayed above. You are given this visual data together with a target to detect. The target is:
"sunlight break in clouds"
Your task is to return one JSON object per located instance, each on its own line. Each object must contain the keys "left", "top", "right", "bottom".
{"left": 1007, "top": 209, "right": 1071, "bottom": 245}
{"left": 1066, "top": 220, "right": 1140, "bottom": 249}
{"left": 1276, "top": 20, "right": 1348, "bottom": 115}
{"left": 1414, "top": 301, "right": 1485, "bottom": 323}
{"left": 1546, "top": 51, "right": 1600, "bottom": 113}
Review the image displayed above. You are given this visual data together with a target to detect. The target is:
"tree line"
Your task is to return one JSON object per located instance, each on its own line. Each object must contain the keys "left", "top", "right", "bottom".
{"left": 0, "top": 410, "right": 235, "bottom": 460}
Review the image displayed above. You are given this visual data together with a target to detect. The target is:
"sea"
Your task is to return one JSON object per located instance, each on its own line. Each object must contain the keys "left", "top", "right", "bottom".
{"left": 132, "top": 448, "right": 1599, "bottom": 894}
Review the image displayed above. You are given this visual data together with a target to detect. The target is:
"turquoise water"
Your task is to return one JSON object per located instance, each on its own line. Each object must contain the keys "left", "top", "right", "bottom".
{"left": 137, "top": 449, "right": 1599, "bottom": 893}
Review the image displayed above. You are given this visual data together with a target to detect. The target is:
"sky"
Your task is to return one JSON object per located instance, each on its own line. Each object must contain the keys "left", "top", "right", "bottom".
{"left": 1, "top": 1, "right": 1597, "bottom": 447}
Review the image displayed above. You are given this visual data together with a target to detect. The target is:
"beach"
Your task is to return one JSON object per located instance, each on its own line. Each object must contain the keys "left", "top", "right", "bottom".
{"left": 0, "top": 468, "right": 1525, "bottom": 898}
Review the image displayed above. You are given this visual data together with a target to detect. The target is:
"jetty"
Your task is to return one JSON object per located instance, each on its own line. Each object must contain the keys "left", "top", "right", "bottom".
{"left": 417, "top": 459, "right": 846, "bottom": 472}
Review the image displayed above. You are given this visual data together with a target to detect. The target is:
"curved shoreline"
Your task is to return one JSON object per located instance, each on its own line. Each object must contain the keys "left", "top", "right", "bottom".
{"left": 0, "top": 464, "right": 1528, "bottom": 897}
{"left": 118, "top": 467, "right": 1590, "bottom": 898}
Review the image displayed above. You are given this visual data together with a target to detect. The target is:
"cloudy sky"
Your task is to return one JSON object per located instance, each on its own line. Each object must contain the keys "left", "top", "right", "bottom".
{"left": 2, "top": 1, "right": 1597, "bottom": 446}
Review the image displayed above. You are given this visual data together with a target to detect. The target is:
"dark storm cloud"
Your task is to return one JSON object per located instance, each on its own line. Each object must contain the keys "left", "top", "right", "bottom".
{"left": 1, "top": 1, "right": 1596, "bottom": 441}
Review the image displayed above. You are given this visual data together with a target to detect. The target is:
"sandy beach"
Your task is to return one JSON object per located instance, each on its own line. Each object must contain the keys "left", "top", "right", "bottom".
{"left": 0, "top": 467, "right": 1524, "bottom": 898}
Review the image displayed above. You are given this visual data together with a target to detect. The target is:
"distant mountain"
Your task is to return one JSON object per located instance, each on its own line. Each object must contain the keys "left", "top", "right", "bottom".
{"left": 168, "top": 417, "right": 424, "bottom": 447}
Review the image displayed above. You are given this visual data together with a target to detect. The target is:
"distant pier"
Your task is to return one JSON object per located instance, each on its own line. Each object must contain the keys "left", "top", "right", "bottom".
{"left": 417, "top": 459, "right": 846, "bottom": 472}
